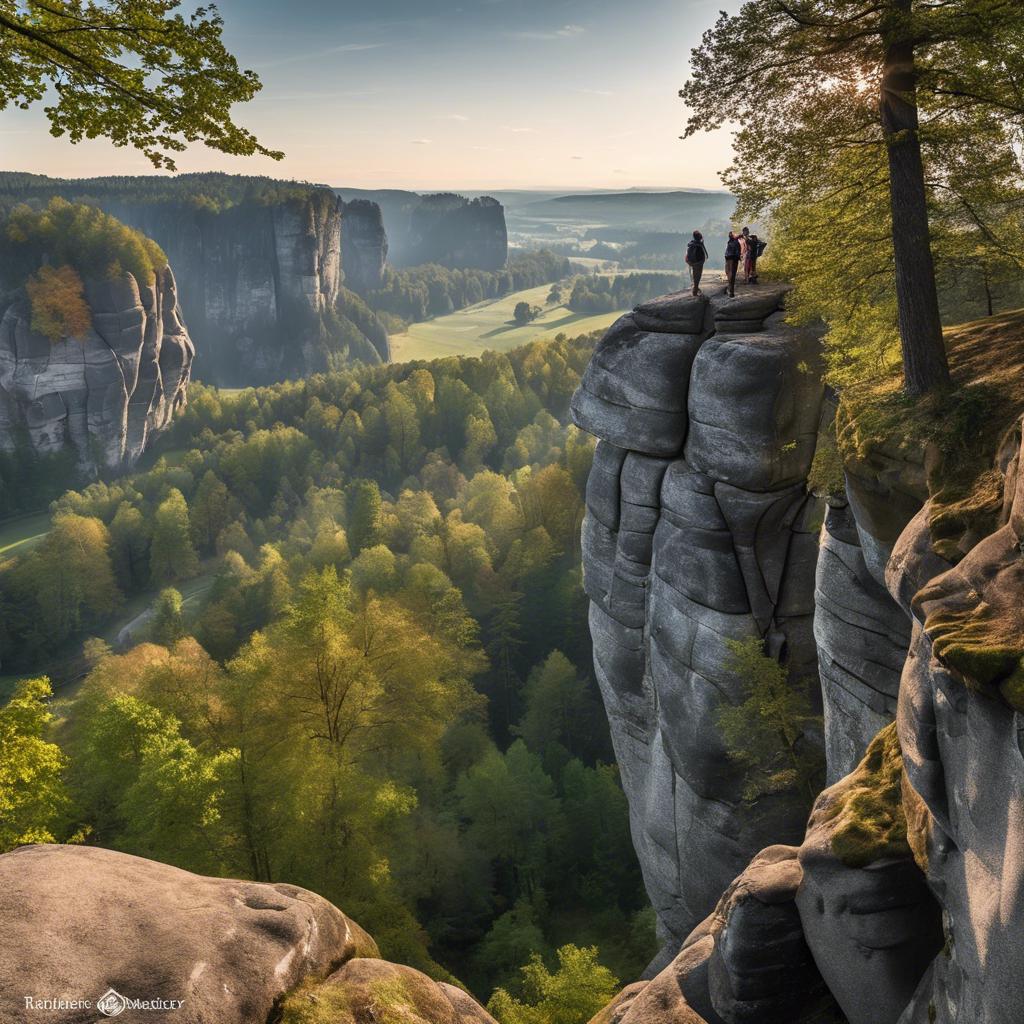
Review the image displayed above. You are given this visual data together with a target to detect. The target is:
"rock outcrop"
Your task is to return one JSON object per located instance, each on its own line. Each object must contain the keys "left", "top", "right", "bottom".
{"left": 0, "top": 174, "right": 392, "bottom": 385}
{"left": 341, "top": 199, "right": 389, "bottom": 293}
{"left": 101, "top": 190, "right": 350, "bottom": 385}
{"left": 583, "top": 296, "right": 1024, "bottom": 1024}
{"left": 336, "top": 189, "right": 508, "bottom": 271}
{"left": 0, "top": 267, "right": 193, "bottom": 473}
{"left": 572, "top": 285, "right": 827, "bottom": 963}
{"left": 0, "top": 845, "right": 495, "bottom": 1024}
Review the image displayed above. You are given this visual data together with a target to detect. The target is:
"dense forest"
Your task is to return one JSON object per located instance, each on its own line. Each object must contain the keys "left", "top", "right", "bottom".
{"left": 0, "top": 171, "right": 328, "bottom": 214}
{"left": 0, "top": 331, "right": 655, "bottom": 1005}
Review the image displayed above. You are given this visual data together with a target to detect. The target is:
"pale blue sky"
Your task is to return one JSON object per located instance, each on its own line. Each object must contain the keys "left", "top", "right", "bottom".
{"left": 0, "top": 0, "right": 740, "bottom": 189}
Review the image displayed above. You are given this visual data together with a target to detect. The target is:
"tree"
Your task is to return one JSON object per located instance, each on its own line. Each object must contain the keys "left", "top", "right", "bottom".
{"left": 487, "top": 945, "right": 619, "bottom": 1024}
{"left": 716, "top": 638, "right": 823, "bottom": 803}
{"left": 348, "top": 480, "right": 384, "bottom": 555}
{"left": 682, "top": 1, "right": 1024, "bottom": 395}
{"left": 22, "top": 512, "right": 121, "bottom": 644}
{"left": 513, "top": 301, "right": 540, "bottom": 326}
{"left": 0, "top": 1, "right": 281, "bottom": 169}
{"left": 0, "top": 677, "right": 71, "bottom": 851}
{"left": 149, "top": 588, "right": 185, "bottom": 648}
{"left": 191, "top": 471, "right": 231, "bottom": 554}
{"left": 150, "top": 488, "right": 199, "bottom": 583}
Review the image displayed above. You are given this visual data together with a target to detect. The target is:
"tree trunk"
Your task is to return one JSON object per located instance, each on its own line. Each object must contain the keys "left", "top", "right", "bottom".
{"left": 880, "top": 0, "right": 951, "bottom": 396}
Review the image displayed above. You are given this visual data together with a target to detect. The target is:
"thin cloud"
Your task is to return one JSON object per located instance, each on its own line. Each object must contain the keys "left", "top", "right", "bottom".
{"left": 437, "top": 114, "right": 470, "bottom": 121}
{"left": 411, "top": 139, "right": 433, "bottom": 145}
{"left": 570, "top": 156, "right": 584, "bottom": 160}
{"left": 259, "top": 42, "right": 386, "bottom": 69}
{"left": 503, "top": 126, "right": 536, "bottom": 134}
{"left": 511, "top": 24, "right": 585, "bottom": 41}
{"left": 576, "top": 88, "right": 614, "bottom": 97}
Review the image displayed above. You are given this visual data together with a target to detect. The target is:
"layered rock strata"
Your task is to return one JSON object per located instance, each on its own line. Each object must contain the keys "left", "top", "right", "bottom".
{"left": 0, "top": 267, "right": 193, "bottom": 473}
{"left": 0, "top": 844, "right": 495, "bottom": 1024}
{"left": 572, "top": 285, "right": 827, "bottom": 961}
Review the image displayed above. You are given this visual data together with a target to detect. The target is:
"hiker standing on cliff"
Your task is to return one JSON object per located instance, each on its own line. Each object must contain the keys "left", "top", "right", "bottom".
{"left": 685, "top": 230, "right": 708, "bottom": 296}
{"left": 724, "top": 231, "right": 741, "bottom": 296}
{"left": 746, "top": 231, "right": 761, "bottom": 284}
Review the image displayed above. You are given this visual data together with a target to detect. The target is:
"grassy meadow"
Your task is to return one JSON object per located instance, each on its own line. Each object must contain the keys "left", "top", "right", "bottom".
{"left": 388, "top": 283, "right": 627, "bottom": 362}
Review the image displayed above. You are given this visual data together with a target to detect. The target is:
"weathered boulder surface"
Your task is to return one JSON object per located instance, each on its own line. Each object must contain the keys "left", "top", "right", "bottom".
{"left": 0, "top": 266, "right": 193, "bottom": 473}
{"left": 573, "top": 284, "right": 828, "bottom": 960}
{"left": 0, "top": 845, "right": 494, "bottom": 1024}
{"left": 591, "top": 846, "right": 839, "bottom": 1024}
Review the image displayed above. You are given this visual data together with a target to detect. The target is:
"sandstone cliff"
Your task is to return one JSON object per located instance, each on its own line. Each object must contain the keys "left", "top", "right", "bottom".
{"left": 0, "top": 174, "right": 392, "bottom": 386}
{"left": 336, "top": 189, "right": 508, "bottom": 271}
{"left": 0, "top": 845, "right": 495, "bottom": 1024}
{"left": 341, "top": 199, "right": 389, "bottom": 293}
{"left": 0, "top": 267, "right": 193, "bottom": 474}
{"left": 572, "top": 284, "right": 827, "bottom": 964}
{"left": 577, "top": 296, "right": 1024, "bottom": 1023}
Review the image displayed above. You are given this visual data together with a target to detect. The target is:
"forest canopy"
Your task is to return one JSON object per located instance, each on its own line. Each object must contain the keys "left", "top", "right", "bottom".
{"left": 0, "top": 330, "right": 655, "bottom": 1004}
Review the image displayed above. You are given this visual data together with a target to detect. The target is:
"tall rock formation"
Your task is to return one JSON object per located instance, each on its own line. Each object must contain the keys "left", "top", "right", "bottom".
{"left": 0, "top": 267, "right": 193, "bottom": 473}
{"left": 341, "top": 199, "right": 389, "bottom": 292}
{"left": 100, "top": 190, "right": 345, "bottom": 385}
{"left": 572, "top": 285, "right": 827, "bottom": 964}
{"left": 335, "top": 188, "right": 509, "bottom": 270}
{"left": 584, "top": 298, "right": 1024, "bottom": 1024}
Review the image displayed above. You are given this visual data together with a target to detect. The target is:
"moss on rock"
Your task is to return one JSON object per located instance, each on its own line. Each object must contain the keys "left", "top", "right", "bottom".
{"left": 823, "top": 723, "right": 909, "bottom": 868}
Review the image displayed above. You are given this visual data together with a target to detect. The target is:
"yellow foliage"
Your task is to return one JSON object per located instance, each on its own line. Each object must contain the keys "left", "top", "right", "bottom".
{"left": 25, "top": 264, "right": 92, "bottom": 341}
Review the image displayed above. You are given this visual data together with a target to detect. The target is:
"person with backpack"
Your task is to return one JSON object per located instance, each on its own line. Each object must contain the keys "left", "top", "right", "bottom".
{"left": 746, "top": 232, "right": 760, "bottom": 284}
{"left": 724, "top": 231, "right": 741, "bottom": 296}
{"left": 685, "top": 230, "right": 709, "bottom": 296}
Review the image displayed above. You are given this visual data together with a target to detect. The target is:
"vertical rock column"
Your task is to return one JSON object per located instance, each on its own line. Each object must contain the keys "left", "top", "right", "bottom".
{"left": 572, "top": 287, "right": 826, "bottom": 962}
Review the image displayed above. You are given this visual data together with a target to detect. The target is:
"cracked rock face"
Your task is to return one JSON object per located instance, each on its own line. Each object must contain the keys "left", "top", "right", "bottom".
{"left": 815, "top": 500, "right": 913, "bottom": 782}
{"left": 572, "top": 285, "right": 827, "bottom": 959}
{"left": 894, "top": 422, "right": 1024, "bottom": 1024}
{"left": 0, "top": 845, "right": 494, "bottom": 1024}
{"left": 0, "top": 266, "right": 193, "bottom": 474}
{"left": 101, "top": 192, "right": 376, "bottom": 385}
{"left": 600, "top": 846, "right": 837, "bottom": 1024}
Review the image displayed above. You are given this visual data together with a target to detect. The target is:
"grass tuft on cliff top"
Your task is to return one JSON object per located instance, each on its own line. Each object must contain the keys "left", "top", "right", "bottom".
{"left": 838, "top": 309, "right": 1024, "bottom": 561}
{"left": 824, "top": 722, "right": 909, "bottom": 869}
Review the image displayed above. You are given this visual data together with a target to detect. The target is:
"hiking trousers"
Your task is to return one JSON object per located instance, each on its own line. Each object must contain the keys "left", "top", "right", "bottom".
{"left": 689, "top": 262, "right": 705, "bottom": 293}
{"left": 725, "top": 258, "right": 739, "bottom": 296}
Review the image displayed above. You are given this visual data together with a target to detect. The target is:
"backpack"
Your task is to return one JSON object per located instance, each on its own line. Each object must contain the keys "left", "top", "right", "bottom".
{"left": 686, "top": 239, "right": 707, "bottom": 264}
{"left": 756, "top": 239, "right": 767, "bottom": 257}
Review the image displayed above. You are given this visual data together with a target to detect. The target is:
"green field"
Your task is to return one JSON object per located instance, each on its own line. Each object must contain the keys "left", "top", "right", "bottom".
{"left": 389, "top": 284, "right": 627, "bottom": 362}
{"left": 0, "top": 511, "right": 51, "bottom": 558}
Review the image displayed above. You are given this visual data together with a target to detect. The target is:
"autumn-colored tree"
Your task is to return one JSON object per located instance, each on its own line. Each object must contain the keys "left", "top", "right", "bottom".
{"left": 24, "top": 264, "right": 91, "bottom": 341}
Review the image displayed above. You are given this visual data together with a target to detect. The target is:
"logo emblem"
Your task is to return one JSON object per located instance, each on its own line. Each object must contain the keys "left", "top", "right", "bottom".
{"left": 96, "top": 989, "right": 128, "bottom": 1017}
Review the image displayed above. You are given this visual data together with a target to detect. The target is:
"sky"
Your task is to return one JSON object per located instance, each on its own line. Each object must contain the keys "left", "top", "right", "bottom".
{"left": 0, "top": 0, "right": 740, "bottom": 191}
